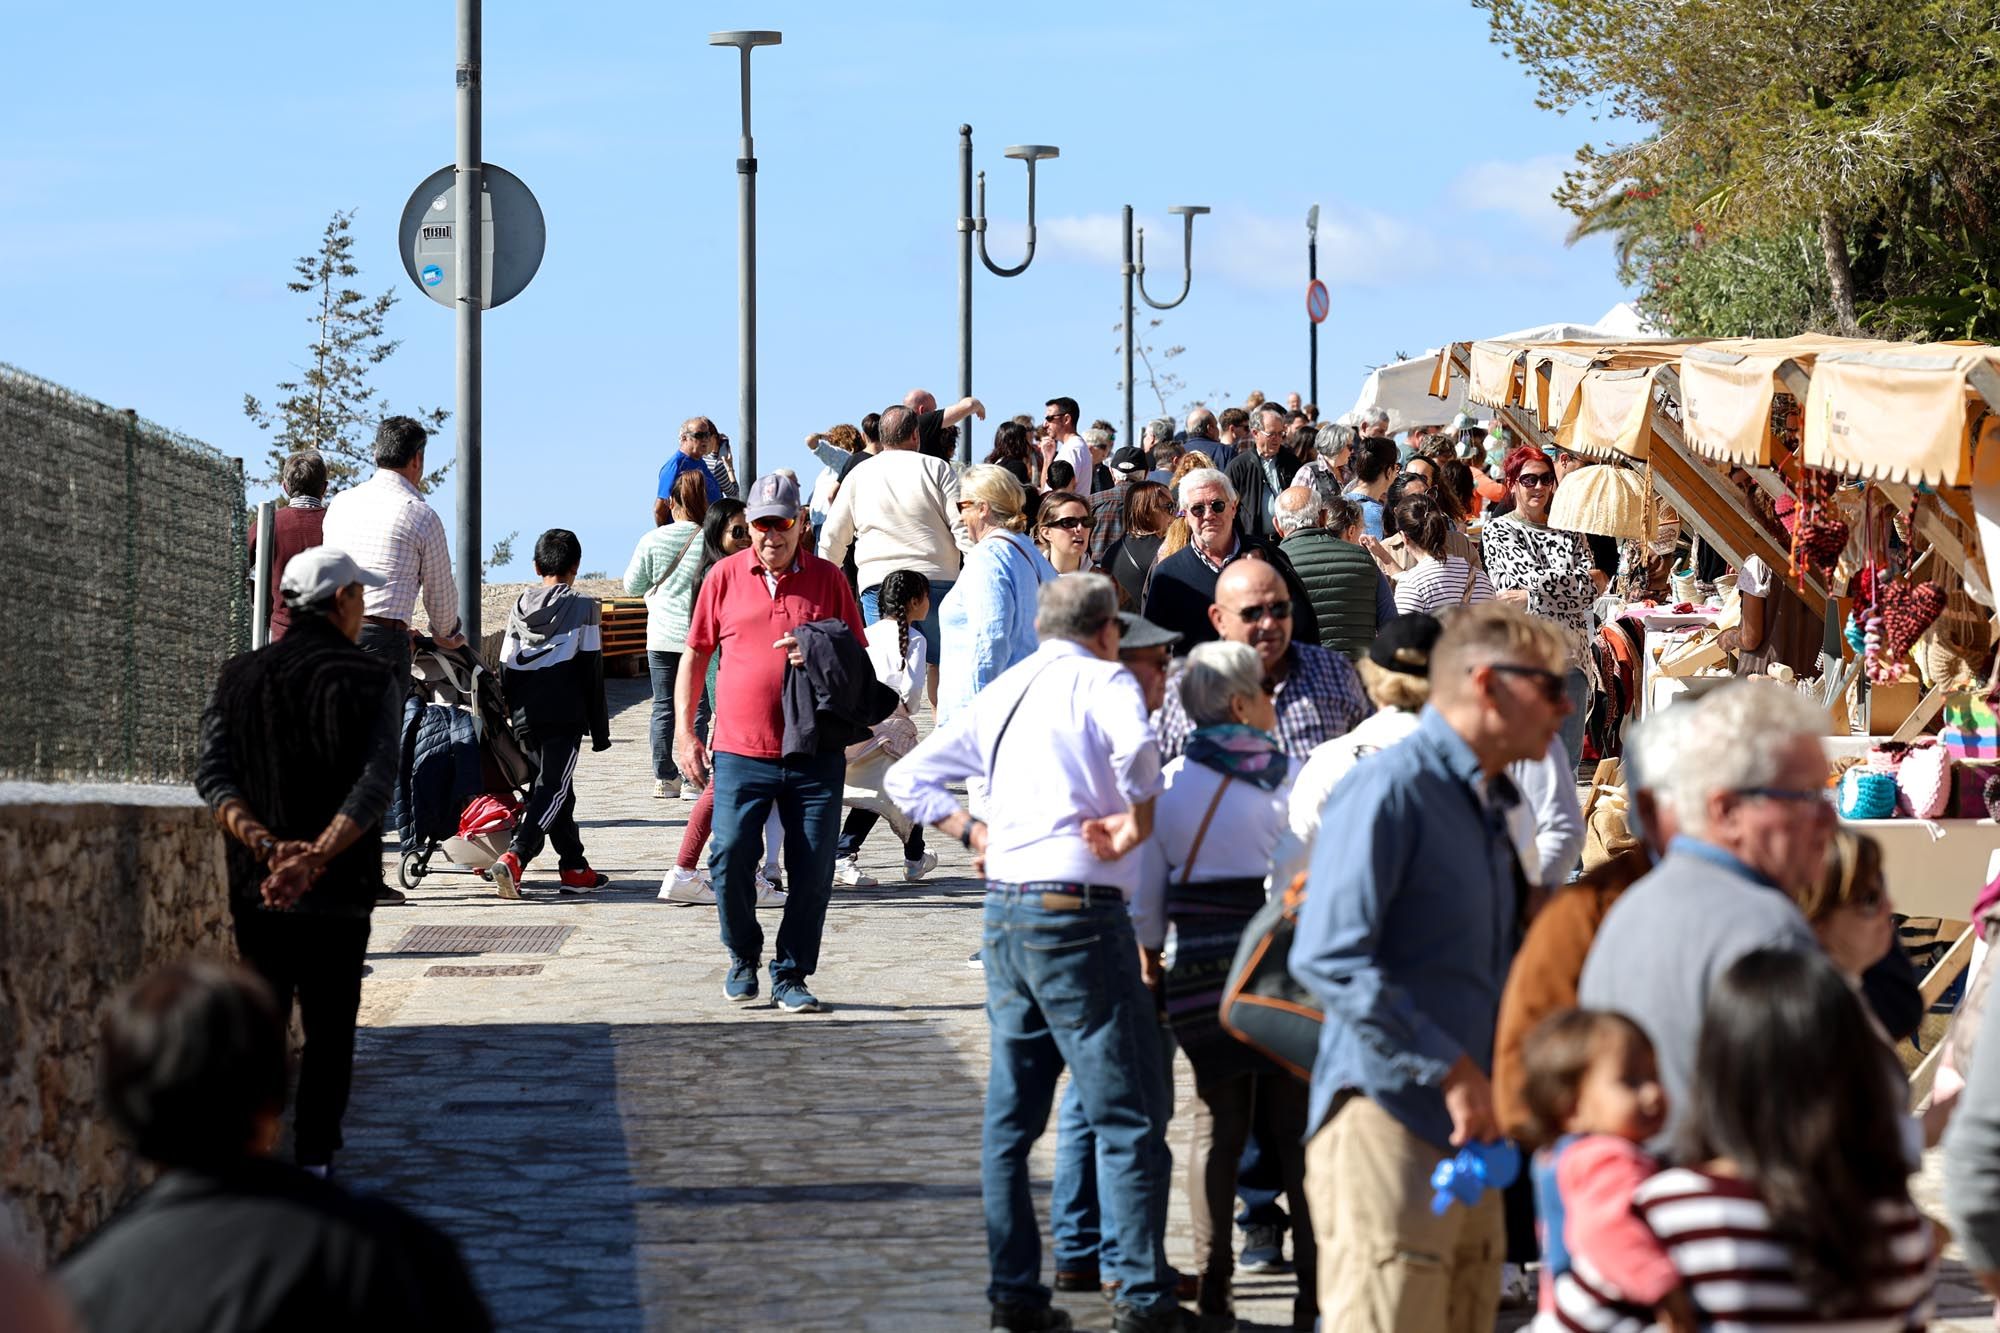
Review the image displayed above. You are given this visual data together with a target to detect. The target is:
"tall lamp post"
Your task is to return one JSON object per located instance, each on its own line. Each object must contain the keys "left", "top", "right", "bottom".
{"left": 1122, "top": 204, "right": 1208, "bottom": 449}
{"left": 710, "top": 30, "right": 781, "bottom": 485}
{"left": 957, "top": 126, "right": 1059, "bottom": 464}
{"left": 1306, "top": 204, "right": 1320, "bottom": 413}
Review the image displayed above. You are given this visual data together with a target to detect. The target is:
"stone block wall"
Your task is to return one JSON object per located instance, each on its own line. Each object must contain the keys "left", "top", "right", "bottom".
{"left": 0, "top": 783, "right": 232, "bottom": 1267}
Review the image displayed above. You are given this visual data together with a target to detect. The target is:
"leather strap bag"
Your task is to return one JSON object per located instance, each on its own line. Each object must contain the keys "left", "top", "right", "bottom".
{"left": 1217, "top": 870, "right": 1321, "bottom": 1082}
{"left": 1163, "top": 777, "right": 1269, "bottom": 1079}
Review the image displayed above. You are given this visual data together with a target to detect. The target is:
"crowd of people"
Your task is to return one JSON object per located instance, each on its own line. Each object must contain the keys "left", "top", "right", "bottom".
{"left": 26, "top": 396, "right": 2000, "bottom": 1333}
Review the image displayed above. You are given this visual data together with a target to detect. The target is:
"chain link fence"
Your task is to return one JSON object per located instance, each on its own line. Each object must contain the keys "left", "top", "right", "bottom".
{"left": 0, "top": 362, "right": 248, "bottom": 783}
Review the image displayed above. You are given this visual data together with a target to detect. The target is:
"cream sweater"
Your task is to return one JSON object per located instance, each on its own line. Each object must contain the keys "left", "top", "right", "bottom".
{"left": 816, "top": 449, "right": 973, "bottom": 590}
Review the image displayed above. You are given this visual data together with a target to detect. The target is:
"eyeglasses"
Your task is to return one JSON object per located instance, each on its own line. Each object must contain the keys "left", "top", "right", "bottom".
{"left": 1516, "top": 472, "right": 1555, "bottom": 489}
{"left": 1044, "top": 514, "right": 1096, "bottom": 532}
{"left": 1226, "top": 600, "right": 1292, "bottom": 624}
{"left": 1485, "top": 662, "right": 1566, "bottom": 703}
{"left": 684, "top": 429, "right": 716, "bottom": 440}
{"left": 750, "top": 516, "right": 797, "bottom": 533}
{"left": 1183, "top": 500, "right": 1231, "bottom": 519}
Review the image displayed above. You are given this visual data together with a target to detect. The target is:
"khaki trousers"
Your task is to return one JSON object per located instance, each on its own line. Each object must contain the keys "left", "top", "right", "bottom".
{"left": 1305, "top": 1094, "right": 1503, "bottom": 1333}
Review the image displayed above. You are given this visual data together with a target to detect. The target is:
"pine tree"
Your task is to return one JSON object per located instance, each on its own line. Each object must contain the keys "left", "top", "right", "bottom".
{"left": 244, "top": 210, "right": 448, "bottom": 490}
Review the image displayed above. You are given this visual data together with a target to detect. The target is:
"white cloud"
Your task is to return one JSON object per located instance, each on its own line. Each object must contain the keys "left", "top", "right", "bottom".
{"left": 1449, "top": 154, "right": 1575, "bottom": 241}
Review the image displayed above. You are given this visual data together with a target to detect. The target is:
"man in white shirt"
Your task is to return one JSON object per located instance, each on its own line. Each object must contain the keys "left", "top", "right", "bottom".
{"left": 321, "top": 416, "right": 464, "bottom": 683}
{"left": 886, "top": 574, "right": 1180, "bottom": 1333}
{"left": 1041, "top": 396, "right": 1092, "bottom": 491}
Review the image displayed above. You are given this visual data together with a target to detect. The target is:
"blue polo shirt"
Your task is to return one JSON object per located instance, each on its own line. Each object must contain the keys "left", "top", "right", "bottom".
{"left": 657, "top": 450, "right": 722, "bottom": 504}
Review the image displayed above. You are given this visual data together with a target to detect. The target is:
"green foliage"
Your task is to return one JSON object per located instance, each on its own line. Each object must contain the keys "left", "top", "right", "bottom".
{"left": 483, "top": 530, "right": 518, "bottom": 577}
{"left": 244, "top": 210, "right": 448, "bottom": 492}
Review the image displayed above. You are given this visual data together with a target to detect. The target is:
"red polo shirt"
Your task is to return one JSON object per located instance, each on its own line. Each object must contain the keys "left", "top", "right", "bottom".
{"left": 686, "top": 548, "right": 867, "bottom": 759}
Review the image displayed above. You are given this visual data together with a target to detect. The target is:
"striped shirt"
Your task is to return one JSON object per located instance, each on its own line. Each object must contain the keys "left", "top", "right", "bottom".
{"left": 321, "top": 469, "right": 460, "bottom": 635}
{"left": 1551, "top": 1167, "right": 1936, "bottom": 1333}
{"left": 1395, "top": 555, "right": 1496, "bottom": 616}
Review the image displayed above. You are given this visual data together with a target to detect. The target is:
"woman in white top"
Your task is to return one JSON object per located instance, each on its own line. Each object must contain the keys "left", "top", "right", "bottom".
{"left": 622, "top": 469, "right": 710, "bottom": 799}
{"left": 1139, "top": 641, "right": 1316, "bottom": 1330}
{"left": 832, "top": 571, "right": 937, "bottom": 887}
{"left": 1391, "top": 492, "right": 1494, "bottom": 616}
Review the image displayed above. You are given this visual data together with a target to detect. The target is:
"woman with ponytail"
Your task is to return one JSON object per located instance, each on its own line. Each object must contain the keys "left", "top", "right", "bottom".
{"left": 833, "top": 569, "right": 937, "bottom": 886}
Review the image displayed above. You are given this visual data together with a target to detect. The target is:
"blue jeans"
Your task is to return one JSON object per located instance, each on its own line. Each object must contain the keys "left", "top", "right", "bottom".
{"left": 861, "top": 578, "right": 952, "bottom": 666}
{"left": 709, "top": 750, "right": 843, "bottom": 983}
{"left": 1051, "top": 1015, "right": 1177, "bottom": 1273}
{"left": 1234, "top": 1130, "right": 1289, "bottom": 1230}
{"left": 646, "top": 650, "right": 712, "bottom": 784}
{"left": 982, "top": 887, "right": 1175, "bottom": 1315}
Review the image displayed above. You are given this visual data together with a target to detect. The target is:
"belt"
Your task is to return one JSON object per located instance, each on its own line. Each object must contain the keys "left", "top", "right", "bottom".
{"left": 987, "top": 881, "right": 1127, "bottom": 910}
{"left": 364, "top": 615, "right": 409, "bottom": 630}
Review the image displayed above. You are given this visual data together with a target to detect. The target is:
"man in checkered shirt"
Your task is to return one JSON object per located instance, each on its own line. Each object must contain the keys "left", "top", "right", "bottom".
{"left": 323, "top": 416, "right": 465, "bottom": 683}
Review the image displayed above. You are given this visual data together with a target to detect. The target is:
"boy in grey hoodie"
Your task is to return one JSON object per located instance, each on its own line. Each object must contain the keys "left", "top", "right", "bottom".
{"left": 491, "top": 529, "right": 612, "bottom": 897}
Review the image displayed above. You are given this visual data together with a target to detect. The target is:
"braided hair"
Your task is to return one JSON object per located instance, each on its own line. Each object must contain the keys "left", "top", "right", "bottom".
{"left": 876, "top": 569, "right": 928, "bottom": 670}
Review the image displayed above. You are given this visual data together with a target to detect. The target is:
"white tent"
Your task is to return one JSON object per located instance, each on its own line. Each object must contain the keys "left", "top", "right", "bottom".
{"left": 1346, "top": 302, "right": 1657, "bottom": 432}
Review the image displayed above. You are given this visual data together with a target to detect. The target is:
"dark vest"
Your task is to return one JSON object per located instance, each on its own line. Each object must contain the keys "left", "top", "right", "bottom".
{"left": 1281, "top": 529, "right": 1378, "bottom": 658}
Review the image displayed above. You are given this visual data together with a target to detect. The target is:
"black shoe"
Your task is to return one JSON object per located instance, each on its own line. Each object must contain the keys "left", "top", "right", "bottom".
{"left": 1237, "top": 1222, "right": 1290, "bottom": 1274}
{"left": 1052, "top": 1265, "right": 1099, "bottom": 1293}
{"left": 990, "top": 1301, "right": 1072, "bottom": 1332}
{"left": 1111, "top": 1305, "right": 1185, "bottom": 1333}
{"left": 375, "top": 884, "right": 407, "bottom": 905}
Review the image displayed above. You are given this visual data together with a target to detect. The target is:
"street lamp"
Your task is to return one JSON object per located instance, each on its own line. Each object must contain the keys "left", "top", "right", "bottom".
{"left": 710, "top": 29, "right": 781, "bottom": 485}
{"left": 1122, "top": 204, "right": 1208, "bottom": 450}
{"left": 1307, "top": 204, "right": 1320, "bottom": 412}
{"left": 957, "top": 126, "right": 1059, "bottom": 464}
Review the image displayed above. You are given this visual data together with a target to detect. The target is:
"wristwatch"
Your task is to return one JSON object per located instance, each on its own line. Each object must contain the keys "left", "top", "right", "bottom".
{"left": 958, "top": 818, "right": 984, "bottom": 850}
{"left": 254, "top": 835, "right": 275, "bottom": 862}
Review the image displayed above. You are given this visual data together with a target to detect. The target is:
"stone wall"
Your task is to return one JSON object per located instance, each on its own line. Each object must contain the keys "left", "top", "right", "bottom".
{"left": 0, "top": 782, "right": 232, "bottom": 1267}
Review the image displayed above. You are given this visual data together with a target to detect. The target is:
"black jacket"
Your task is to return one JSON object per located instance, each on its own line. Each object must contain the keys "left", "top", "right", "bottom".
{"left": 1226, "top": 450, "right": 1289, "bottom": 542}
{"left": 57, "top": 1157, "right": 491, "bottom": 1333}
{"left": 1141, "top": 533, "right": 1322, "bottom": 652}
{"left": 782, "top": 618, "right": 898, "bottom": 757}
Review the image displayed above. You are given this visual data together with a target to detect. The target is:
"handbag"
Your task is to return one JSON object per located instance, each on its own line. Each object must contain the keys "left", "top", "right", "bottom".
{"left": 1161, "top": 778, "right": 1268, "bottom": 1081}
{"left": 1217, "top": 870, "right": 1321, "bottom": 1082}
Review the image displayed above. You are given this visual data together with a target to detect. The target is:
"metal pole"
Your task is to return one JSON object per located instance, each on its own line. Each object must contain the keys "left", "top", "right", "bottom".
{"left": 958, "top": 126, "right": 974, "bottom": 465}
{"left": 251, "top": 500, "right": 275, "bottom": 650}
{"left": 454, "top": 0, "right": 483, "bottom": 647}
{"left": 1122, "top": 205, "right": 1136, "bottom": 451}
{"left": 736, "top": 47, "right": 758, "bottom": 485}
{"left": 1308, "top": 232, "right": 1319, "bottom": 413}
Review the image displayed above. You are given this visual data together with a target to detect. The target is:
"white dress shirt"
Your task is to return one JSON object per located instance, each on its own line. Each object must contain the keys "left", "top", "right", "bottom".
{"left": 1134, "top": 757, "right": 1302, "bottom": 949}
{"left": 886, "top": 638, "right": 1163, "bottom": 894}
{"left": 1282, "top": 707, "right": 1424, "bottom": 879}
{"left": 1506, "top": 735, "right": 1584, "bottom": 887}
{"left": 322, "top": 469, "right": 459, "bottom": 635}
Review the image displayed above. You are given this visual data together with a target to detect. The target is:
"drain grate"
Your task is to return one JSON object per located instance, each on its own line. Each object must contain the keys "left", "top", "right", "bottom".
{"left": 424, "top": 963, "right": 546, "bottom": 978}
{"left": 390, "top": 924, "right": 574, "bottom": 956}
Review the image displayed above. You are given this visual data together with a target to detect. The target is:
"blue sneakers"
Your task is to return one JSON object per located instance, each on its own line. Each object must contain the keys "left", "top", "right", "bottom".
{"left": 773, "top": 977, "right": 822, "bottom": 1014}
{"left": 724, "top": 960, "right": 759, "bottom": 1004}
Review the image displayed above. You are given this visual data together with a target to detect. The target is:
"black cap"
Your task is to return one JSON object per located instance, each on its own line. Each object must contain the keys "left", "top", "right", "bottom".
{"left": 1366, "top": 613, "right": 1444, "bottom": 677}
{"left": 1109, "top": 445, "right": 1147, "bottom": 476}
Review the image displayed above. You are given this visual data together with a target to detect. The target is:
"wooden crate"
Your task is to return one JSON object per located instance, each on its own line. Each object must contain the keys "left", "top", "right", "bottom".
{"left": 599, "top": 597, "right": 649, "bottom": 668}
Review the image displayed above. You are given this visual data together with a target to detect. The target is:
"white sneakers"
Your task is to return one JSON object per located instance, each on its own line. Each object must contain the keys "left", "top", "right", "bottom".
{"left": 833, "top": 857, "right": 876, "bottom": 887}
{"left": 658, "top": 868, "right": 713, "bottom": 905}
{"left": 903, "top": 851, "right": 938, "bottom": 882}
{"left": 652, "top": 779, "right": 669, "bottom": 800}
{"left": 755, "top": 875, "right": 788, "bottom": 908}
{"left": 679, "top": 781, "right": 703, "bottom": 800}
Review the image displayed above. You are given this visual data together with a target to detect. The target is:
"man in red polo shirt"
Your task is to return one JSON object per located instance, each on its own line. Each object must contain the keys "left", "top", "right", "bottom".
{"left": 676, "top": 472, "right": 867, "bottom": 1014}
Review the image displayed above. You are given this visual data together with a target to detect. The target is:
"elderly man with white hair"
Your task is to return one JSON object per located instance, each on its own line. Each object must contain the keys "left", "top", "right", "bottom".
{"left": 1143, "top": 416, "right": 1180, "bottom": 485}
{"left": 1578, "top": 680, "right": 1829, "bottom": 1149}
{"left": 1291, "top": 422, "right": 1351, "bottom": 511}
{"left": 1141, "top": 466, "right": 1321, "bottom": 651}
{"left": 1359, "top": 405, "right": 1393, "bottom": 438}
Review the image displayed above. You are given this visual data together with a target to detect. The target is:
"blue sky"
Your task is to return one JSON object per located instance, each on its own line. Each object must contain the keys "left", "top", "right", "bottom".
{"left": 2, "top": 1, "right": 1631, "bottom": 582}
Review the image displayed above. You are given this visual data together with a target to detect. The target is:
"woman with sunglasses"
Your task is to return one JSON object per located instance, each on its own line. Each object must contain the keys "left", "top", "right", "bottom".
{"left": 1034, "top": 490, "right": 1096, "bottom": 575}
{"left": 1481, "top": 444, "right": 1599, "bottom": 765}
{"left": 935, "top": 466, "right": 1056, "bottom": 731}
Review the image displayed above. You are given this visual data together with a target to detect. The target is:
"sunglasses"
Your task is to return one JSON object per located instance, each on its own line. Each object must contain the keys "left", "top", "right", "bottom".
{"left": 1044, "top": 514, "right": 1096, "bottom": 532}
{"left": 685, "top": 429, "right": 716, "bottom": 440}
{"left": 956, "top": 500, "right": 979, "bottom": 512}
{"left": 1226, "top": 600, "right": 1292, "bottom": 624}
{"left": 726, "top": 524, "right": 750, "bottom": 540}
{"left": 1516, "top": 472, "right": 1555, "bottom": 489}
{"left": 1183, "top": 500, "right": 1231, "bottom": 519}
{"left": 751, "top": 516, "right": 797, "bottom": 533}
{"left": 1485, "top": 662, "right": 1566, "bottom": 703}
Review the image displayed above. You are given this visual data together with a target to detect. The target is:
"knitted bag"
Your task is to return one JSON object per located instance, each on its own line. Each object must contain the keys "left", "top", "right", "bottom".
{"left": 1879, "top": 581, "right": 1948, "bottom": 667}
{"left": 1838, "top": 768, "right": 1898, "bottom": 821}
{"left": 1895, "top": 739, "right": 1952, "bottom": 820}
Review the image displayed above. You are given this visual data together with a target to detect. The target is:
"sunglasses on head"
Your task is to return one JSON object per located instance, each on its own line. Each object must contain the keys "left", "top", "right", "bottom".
{"left": 1227, "top": 600, "right": 1292, "bottom": 624}
{"left": 1183, "top": 499, "right": 1230, "bottom": 518}
{"left": 751, "top": 515, "right": 796, "bottom": 533}
{"left": 1516, "top": 472, "right": 1554, "bottom": 489}
{"left": 1045, "top": 514, "right": 1095, "bottom": 532}
{"left": 1483, "top": 662, "right": 1565, "bottom": 703}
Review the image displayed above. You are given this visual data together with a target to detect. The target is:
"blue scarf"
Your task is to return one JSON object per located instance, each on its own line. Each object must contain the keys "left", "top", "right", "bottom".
{"left": 1184, "top": 723, "right": 1289, "bottom": 791}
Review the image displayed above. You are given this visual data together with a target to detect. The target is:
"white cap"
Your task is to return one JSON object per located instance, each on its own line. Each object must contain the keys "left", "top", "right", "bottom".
{"left": 280, "top": 547, "right": 385, "bottom": 607}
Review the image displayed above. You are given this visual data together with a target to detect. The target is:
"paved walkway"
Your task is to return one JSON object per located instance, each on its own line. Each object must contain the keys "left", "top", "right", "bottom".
{"left": 348, "top": 678, "right": 1994, "bottom": 1330}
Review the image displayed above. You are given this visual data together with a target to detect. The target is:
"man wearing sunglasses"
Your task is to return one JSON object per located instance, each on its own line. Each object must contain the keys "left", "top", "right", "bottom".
{"left": 1042, "top": 397, "right": 1091, "bottom": 494}
{"left": 1291, "top": 603, "right": 1574, "bottom": 1333}
{"left": 678, "top": 473, "right": 869, "bottom": 1016}
{"left": 1580, "top": 680, "right": 1828, "bottom": 1150}
{"left": 1141, "top": 468, "right": 1321, "bottom": 651}
{"left": 655, "top": 416, "right": 725, "bottom": 526}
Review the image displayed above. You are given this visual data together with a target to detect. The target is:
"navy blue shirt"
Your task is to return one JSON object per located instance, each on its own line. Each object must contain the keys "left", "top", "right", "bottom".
{"left": 1289, "top": 706, "right": 1520, "bottom": 1148}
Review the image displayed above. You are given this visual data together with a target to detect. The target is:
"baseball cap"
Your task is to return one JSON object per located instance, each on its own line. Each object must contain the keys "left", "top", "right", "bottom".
{"left": 280, "top": 547, "right": 385, "bottom": 607}
{"left": 1115, "top": 611, "right": 1182, "bottom": 651}
{"left": 1366, "top": 612, "right": 1443, "bottom": 678}
{"left": 745, "top": 472, "right": 802, "bottom": 523}
{"left": 1109, "top": 446, "right": 1147, "bottom": 477}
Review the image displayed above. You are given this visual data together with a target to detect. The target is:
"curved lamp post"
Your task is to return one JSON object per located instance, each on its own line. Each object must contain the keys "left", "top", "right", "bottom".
{"left": 957, "top": 127, "right": 1059, "bottom": 463}
{"left": 710, "top": 29, "right": 781, "bottom": 484}
{"left": 1307, "top": 203, "right": 1321, "bottom": 411}
{"left": 1122, "top": 204, "right": 1208, "bottom": 451}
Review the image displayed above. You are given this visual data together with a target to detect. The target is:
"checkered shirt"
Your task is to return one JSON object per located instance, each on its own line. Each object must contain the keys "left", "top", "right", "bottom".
{"left": 1087, "top": 481, "right": 1134, "bottom": 568}
{"left": 321, "top": 469, "right": 460, "bottom": 634}
{"left": 1154, "top": 640, "right": 1371, "bottom": 761}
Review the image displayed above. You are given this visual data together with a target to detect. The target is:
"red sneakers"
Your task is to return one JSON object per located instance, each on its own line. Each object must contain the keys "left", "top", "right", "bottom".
{"left": 491, "top": 852, "right": 523, "bottom": 900}
{"left": 558, "top": 867, "right": 610, "bottom": 893}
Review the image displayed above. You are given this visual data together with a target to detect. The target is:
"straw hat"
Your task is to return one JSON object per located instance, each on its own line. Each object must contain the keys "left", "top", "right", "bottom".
{"left": 1550, "top": 463, "right": 1648, "bottom": 540}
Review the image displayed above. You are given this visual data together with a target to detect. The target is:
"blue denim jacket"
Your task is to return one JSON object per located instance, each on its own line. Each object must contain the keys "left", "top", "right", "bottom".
{"left": 1288, "top": 706, "right": 1519, "bottom": 1148}
{"left": 935, "top": 530, "right": 1055, "bottom": 727}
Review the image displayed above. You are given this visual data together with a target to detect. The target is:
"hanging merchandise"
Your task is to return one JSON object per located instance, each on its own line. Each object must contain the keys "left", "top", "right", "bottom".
{"left": 1789, "top": 464, "right": 1848, "bottom": 588}
{"left": 1876, "top": 580, "right": 1947, "bottom": 672}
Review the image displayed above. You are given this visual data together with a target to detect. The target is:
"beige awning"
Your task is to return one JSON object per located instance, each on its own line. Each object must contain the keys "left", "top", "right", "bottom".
{"left": 1679, "top": 335, "right": 1889, "bottom": 467}
{"left": 1804, "top": 344, "right": 2000, "bottom": 485}
{"left": 1556, "top": 365, "right": 1662, "bottom": 460}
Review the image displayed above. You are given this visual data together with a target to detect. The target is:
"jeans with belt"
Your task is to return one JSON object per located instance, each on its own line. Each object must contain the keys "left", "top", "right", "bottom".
{"left": 1050, "top": 994, "right": 1177, "bottom": 1278}
{"left": 981, "top": 884, "right": 1175, "bottom": 1317}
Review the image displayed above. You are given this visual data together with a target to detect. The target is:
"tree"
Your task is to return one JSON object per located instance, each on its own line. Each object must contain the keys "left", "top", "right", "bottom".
{"left": 482, "top": 530, "right": 518, "bottom": 578}
{"left": 1478, "top": 0, "right": 2000, "bottom": 334}
{"left": 244, "top": 210, "right": 448, "bottom": 490}
{"left": 1111, "top": 313, "right": 1189, "bottom": 417}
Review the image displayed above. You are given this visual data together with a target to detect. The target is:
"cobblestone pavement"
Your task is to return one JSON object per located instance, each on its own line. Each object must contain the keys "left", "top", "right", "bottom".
{"left": 348, "top": 678, "right": 1993, "bottom": 1331}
